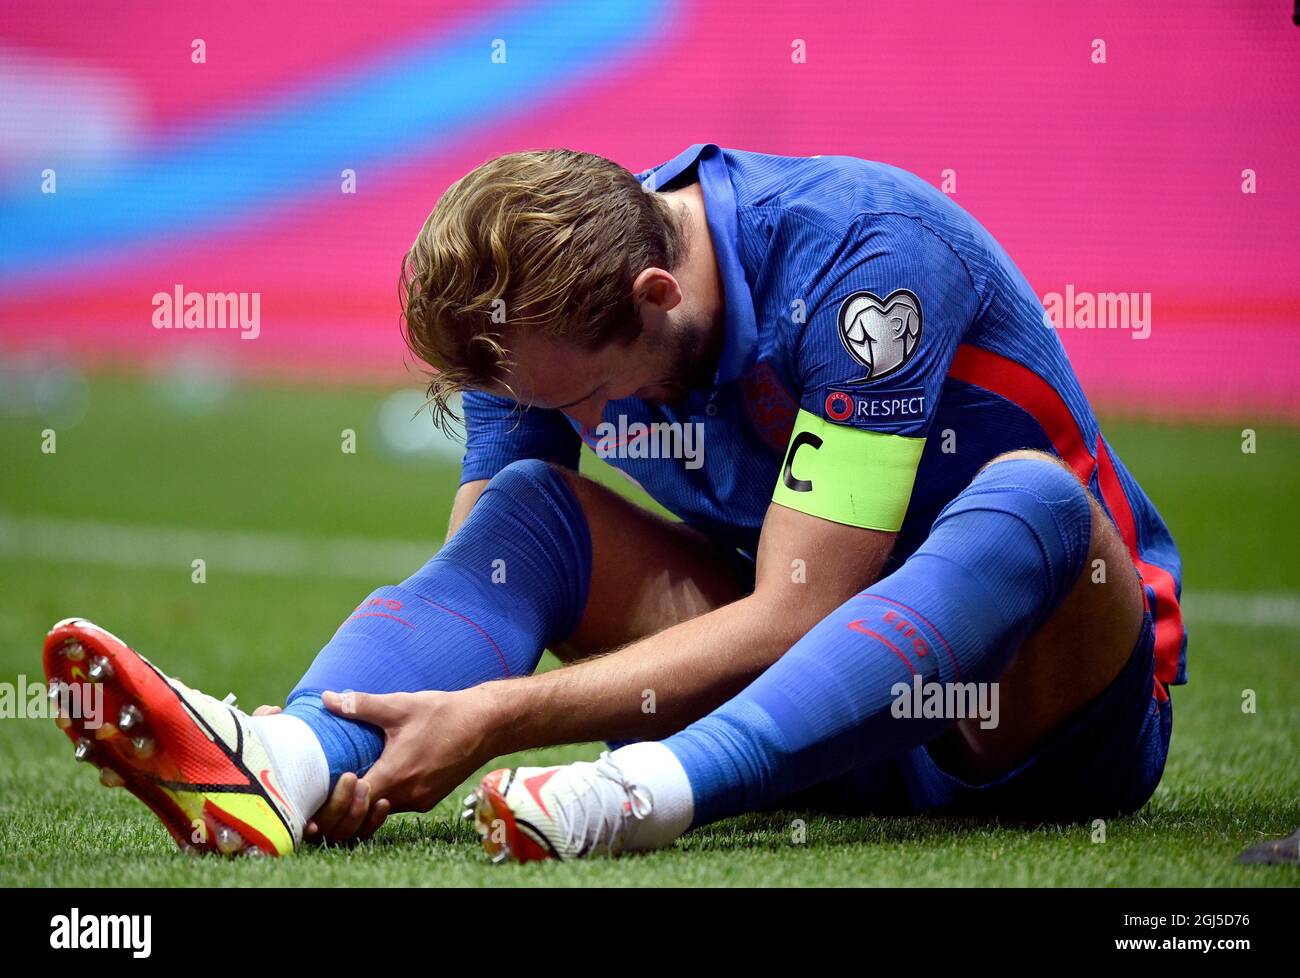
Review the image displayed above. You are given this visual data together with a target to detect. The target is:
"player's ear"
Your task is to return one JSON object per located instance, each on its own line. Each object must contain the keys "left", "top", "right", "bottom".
{"left": 631, "top": 267, "right": 681, "bottom": 312}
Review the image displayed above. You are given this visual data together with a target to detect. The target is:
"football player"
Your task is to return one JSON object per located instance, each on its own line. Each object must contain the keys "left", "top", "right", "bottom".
{"left": 44, "top": 146, "right": 1183, "bottom": 857}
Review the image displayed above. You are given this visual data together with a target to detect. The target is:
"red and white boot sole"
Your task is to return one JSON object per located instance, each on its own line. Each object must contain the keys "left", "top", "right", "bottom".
{"left": 43, "top": 618, "right": 279, "bottom": 857}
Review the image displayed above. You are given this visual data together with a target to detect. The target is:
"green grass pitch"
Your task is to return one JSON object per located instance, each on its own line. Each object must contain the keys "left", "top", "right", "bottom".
{"left": 1, "top": 374, "right": 1297, "bottom": 887}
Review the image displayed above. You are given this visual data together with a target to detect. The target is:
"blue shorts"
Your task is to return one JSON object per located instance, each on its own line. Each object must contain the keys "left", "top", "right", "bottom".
{"left": 789, "top": 610, "right": 1174, "bottom": 821}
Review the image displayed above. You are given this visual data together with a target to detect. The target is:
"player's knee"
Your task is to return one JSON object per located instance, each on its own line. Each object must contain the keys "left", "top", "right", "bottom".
{"left": 980, "top": 447, "right": 1070, "bottom": 473}
{"left": 475, "top": 458, "right": 592, "bottom": 583}
{"left": 440, "top": 458, "right": 593, "bottom": 641}
{"left": 483, "top": 459, "right": 584, "bottom": 522}
{"left": 485, "top": 457, "right": 563, "bottom": 492}
{"left": 943, "top": 451, "right": 1094, "bottom": 599}
{"left": 981, "top": 450, "right": 1102, "bottom": 564}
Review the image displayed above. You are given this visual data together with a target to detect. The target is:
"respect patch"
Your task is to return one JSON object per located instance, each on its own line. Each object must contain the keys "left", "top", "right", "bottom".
{"left": 823, "top": 387, "right": 927, "bottom": 428}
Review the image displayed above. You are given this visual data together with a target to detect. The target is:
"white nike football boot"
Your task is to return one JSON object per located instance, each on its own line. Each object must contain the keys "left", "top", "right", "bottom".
{"left": 464, "top": 753, "right": 658, "bottom": 862}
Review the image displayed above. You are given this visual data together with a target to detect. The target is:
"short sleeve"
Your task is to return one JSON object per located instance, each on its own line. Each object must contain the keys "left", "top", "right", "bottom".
{"left": 459, "top": 390, "right": 582, "bottom": 485}
{"left": 772, "top": 214, "right": 980, "bottom": 531}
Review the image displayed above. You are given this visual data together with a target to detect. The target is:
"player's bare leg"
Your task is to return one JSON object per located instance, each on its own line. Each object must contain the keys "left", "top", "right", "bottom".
{"left": 926, "top": 449, "right": 1147, "bottom": 783}
{"left": 549, "top": 470, "right": 748, "bottom": 661}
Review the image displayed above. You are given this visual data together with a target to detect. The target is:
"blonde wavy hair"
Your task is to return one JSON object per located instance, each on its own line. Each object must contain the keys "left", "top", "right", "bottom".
{"left": 400, "top": 149, "right": 685, "bottom": 428}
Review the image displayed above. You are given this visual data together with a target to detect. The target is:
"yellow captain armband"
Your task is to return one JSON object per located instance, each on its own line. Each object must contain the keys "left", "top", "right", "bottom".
{"left": 771, "top": 409, "right": 925, "bottom": 532}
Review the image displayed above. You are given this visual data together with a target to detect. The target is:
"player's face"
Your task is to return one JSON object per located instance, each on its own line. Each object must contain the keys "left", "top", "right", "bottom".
{"left": 495, "top": 307, "right": 719, "bottom": 430}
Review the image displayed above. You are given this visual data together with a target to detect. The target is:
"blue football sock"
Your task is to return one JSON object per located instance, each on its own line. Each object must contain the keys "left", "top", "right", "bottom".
{"left": 284, "top": 460, "right": 591, "bottom": 784}
{"left": 664, "top": 456, "right": 1093, "bottom": 826}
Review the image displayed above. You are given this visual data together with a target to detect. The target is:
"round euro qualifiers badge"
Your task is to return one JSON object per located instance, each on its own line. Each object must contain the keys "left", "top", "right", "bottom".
{"left": 837, "top": 289, "right": 923, "bottom": 382}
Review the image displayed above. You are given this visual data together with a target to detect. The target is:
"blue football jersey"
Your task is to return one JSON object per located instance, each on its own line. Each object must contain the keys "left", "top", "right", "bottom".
{"left": 459, "top": 145, "right": 1186, "bottom": 692}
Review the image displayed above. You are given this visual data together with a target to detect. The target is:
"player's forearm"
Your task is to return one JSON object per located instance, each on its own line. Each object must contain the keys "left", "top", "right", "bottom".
{"left": 479, "top": 593, "right": 813, "bottom": 753}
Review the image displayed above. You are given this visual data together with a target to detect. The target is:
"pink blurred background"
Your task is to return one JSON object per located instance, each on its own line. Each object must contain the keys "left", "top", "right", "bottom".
{"left": 1, "top": 0, "right": 1297, "bottom": 420}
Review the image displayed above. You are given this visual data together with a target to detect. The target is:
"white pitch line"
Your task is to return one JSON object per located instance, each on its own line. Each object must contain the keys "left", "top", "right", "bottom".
{"left": 1180, "top": 591, "right": 1300, "bottom": 631}
{"left": 1, "top": 512, "right": 1298, "bottom": 630}
{"left": 0, "top": 512, "right": 438, "bottom": 581}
